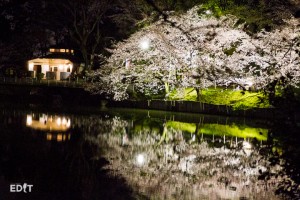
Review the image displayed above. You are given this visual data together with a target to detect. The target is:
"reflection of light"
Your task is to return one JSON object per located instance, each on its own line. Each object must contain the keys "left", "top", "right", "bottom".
{"left": 205, "top": 10, "right": 211, "bottom": 14}
{"left": 57, "top": 134, "right": 63, "bottom": 142}
{"left": 243, "top": 141, "right": 252, "bottom": 156}
{"left": 39, "top": 114, "right": 47, "bottom": 123}
{"left": 46, "top": 133, "right": 71, "bottom": 142}
{"left": 56, "top": 117, "right": 61, "bottom": 126}
{"left": 47, "top": 133, "right": 52, "bottom": 140}
{"left": 62, "top": 117, "right": 67, "bottom": 125}
{"left": 191, "top": 134, "right": 196, "bottom": 142}
{"left": 26, "top": 115, "right": 32, "bottom": 125}
{"left": 26, "top": 113, "right": 71, "bottom": 132}
{"left": 243, "top": 141, "right": 252, "bottom": 149}
{"left": 136, "top": 154, "right": 145, "bottom": 166}
{"left": 66, "top": 119, "right": 71, "bottom": 128}
{"left": 140, "top": 40, "right": 150, "bottom": 50}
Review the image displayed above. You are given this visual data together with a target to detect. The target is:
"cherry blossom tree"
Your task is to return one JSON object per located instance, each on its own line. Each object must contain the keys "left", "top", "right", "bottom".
{"left": 87, "top": 6, "right": 300, "bottom": 102}
{"left": 88, "top": 7, "right": 219, "bottom": 100}
{"left": 252, "top": 19, "right": 300, "bottom": 104}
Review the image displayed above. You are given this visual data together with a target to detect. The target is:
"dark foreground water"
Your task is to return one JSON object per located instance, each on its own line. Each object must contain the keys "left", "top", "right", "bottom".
{"left": 0, "top": 107, "right": 299, "bottom": 200}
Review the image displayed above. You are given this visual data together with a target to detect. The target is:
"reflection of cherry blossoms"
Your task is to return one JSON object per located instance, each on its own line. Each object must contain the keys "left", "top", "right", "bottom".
{"left": 84, "top": 116, "right": 299, "bottom": 200}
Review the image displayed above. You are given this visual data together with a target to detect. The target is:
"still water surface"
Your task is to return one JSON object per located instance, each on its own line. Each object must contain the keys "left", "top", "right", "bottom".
{"left": 0, "top": 107, "right": 299, "bottom": 200}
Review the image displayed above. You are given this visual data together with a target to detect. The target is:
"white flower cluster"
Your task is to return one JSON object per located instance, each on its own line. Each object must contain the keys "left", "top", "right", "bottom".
{"left": 88, "top": 6, "right": 300, "bottom": 100}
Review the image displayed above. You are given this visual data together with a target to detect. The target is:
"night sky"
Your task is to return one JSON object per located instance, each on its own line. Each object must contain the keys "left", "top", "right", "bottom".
{"left": 0, "top": 0, "right": 299, "bottom": 72}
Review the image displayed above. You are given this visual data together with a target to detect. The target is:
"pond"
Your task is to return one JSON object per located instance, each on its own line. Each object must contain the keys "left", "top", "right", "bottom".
{"left": 0, "top": 107, "right": 299, "bottom": 200}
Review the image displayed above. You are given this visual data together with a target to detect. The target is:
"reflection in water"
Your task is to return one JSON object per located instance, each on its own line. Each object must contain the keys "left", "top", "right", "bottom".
{"left": 0, "top": 110, "right": 136, "bottom": 200}
{"left": 26, "top": 113, "right": 71, "bottom": 131}
{"left": 0, "top": 108, "right": 299, "bottom": 199}
{"left": 46, "top": 132, "right": 71, "bottom": 142}
{"left": 84, "top": 114, "right": 300, "bottom": 200}
{"left": 26, "top": 113, "right": 72, "bottom": 142}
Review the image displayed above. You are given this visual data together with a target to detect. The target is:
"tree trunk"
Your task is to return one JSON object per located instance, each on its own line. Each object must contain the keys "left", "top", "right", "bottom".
{"left": 81, "top": 46, "right": 90, "bottom": 73}
{"left": 195, "top": 88, "right": 201, "bottom": 102}
{"left": 165, "top": 82, "right": 170, "bottom": 96}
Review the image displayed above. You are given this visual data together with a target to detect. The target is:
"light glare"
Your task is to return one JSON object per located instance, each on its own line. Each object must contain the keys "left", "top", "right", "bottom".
{"left": 26, "top": 115, "right": 32, "bottom": 125}
{"left": 205, "top": 10, "right": 211, "bottom": 14}
{"left": 140, "top": 40, "right": 150, "bottom": 50}
{"left": 136, "top": 154, "right": 145, "bottom": 166}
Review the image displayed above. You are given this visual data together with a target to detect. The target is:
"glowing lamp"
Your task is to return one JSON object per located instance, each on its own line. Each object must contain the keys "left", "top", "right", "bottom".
{"left": 140, "top": 40, "right": 150, "bottom": 50}
{"left": 136, "top": 154, "right": 145, "bottom": 166}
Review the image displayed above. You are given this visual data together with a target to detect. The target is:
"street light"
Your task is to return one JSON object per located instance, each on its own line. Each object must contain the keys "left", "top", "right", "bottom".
{"left": 136, "top": 153, "right": 146, "bottom": 166}
{"left": 140, "top": 39, "right": 150, "bottom": 50}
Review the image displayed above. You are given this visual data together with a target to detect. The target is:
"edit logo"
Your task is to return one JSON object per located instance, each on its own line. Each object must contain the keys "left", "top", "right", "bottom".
{"left": 10, "top": 183, "right": 33, "bottom": 193}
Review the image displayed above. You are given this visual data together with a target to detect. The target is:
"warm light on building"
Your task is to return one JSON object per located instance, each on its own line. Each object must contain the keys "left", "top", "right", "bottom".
{"left": 58, "top": 64, "right": 63, "bottom": 71}
{"left": 41, "top": 64, "right": 49, "bottom": 75}
{"left": 49, "top": 48, "right": 74, "bottom": 54}
{"left": 28, "top": 63, "right": 34, "bottom": 71}
{"left": 68, "top": 64, "right": 73, "bottom": 72}
{"left": 28, "top": 47, "right": 76, "bottom": 80}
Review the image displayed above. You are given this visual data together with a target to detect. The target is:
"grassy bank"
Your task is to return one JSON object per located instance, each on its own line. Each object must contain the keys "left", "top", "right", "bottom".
{"left": 168, "top": 88, "right": 270, "bottom": 110}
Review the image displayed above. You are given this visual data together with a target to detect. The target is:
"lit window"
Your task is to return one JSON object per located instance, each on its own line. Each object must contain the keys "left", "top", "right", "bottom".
{"left": 49, "top": 48, "right": 55, "bottom": 52}
{"left": 60, "top": 49, "right": 66, "bottom": 53}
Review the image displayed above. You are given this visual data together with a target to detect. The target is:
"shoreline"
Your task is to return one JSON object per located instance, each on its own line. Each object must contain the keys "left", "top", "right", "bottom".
{"left": 0, "top": 83, "right": 298, "bottom": 120}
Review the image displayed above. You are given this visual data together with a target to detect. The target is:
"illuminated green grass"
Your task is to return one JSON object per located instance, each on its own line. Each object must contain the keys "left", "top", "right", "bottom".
{"left": 169, "top": 88, "right": 270, "bottom": 110}
{"left": 166, "top": 121, "right": 197, "bottom": 133}
{"left": 199, "top": 123, "right": 268, "bottom": 141}
{"left": 166, "top": 121, "right": 268, "bottom": 141}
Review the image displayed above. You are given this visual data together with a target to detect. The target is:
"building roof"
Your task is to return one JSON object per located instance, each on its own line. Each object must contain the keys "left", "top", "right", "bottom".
{"left": 29, "top": 53, "right": 81, "bottom": 64}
